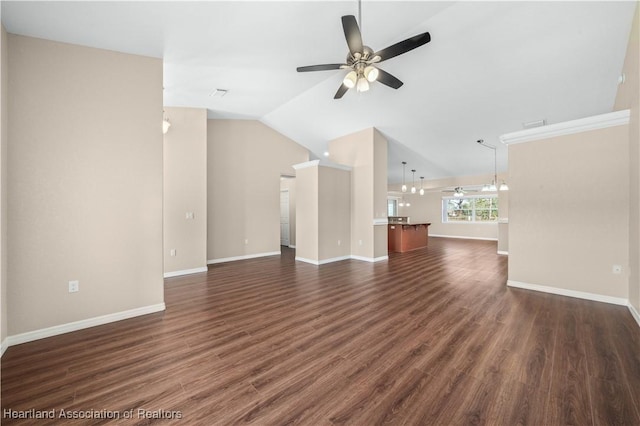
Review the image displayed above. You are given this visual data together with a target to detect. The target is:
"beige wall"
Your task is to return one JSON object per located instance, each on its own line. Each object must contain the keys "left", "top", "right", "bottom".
{"left": 1, "top": 25, "right": 7, "bottom": 347}
{"left": 318, "top": 166, "right": 351, "bottom": 261}
{"left": 508, "top": 125, "right": 629, "bottom": 299}
{"left": 329, "top": 128, "right": 388, "bottom": 260}
{"left": 294, "top": 165, "right": 318, "bottom": 261}
{"left": 7, "top": 35, "right": 164, "bottom": 335}
{"left": 207, "top": 120, "right": 308, "bottom": 261}
{"left": 615, "top": 2, "right": 640, "bottom": 314}
{"left": 163, "top": 107, "right": 207, "bottom": 275}
{"left": 294, "top": 162, "right": 351, "bottom": 263}
{"left": 391, "top": 173, "right": 503, "bottom": 240}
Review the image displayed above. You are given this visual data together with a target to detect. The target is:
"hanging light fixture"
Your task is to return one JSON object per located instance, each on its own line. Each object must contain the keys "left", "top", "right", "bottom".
{"left": 399, "top": 199, "right": 405, "bottom": 207}
{"left": 406, "top": 200, "right": 411, "bottom": 207}
{"left": 401, "top": 162, "right": 407, "bottom": 193}
{"left": 454, "top": 187, "right": 464, "bottom": 197}
{"left": 419, "top": 176, "right": 425, "bottom": 196}
{"left": 411, "top": 169, "right": 417, "bottom": 194}
{"left": 477, "top": 139, "right": 508, "bottom": 191}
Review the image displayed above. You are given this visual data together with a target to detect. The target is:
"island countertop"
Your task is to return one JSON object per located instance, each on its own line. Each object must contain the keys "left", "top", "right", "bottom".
{"left": 388, "top": 223, "right": 431, "bottom": 253}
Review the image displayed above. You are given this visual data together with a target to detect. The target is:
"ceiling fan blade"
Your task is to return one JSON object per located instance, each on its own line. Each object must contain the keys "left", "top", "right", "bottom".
{"left": 342, "top": 15, "right": 363, "bottom": 56}
{"left": 376, "top": 68, "right": 404, "bottom": 89}
{"left": 374, "top": 31, "right": 431, "bottom": 62}
{"left": 297, "top": 64, "right": 346, "bottom": 72}
{"left": 334, "top": 83, "right": 349, "bottom": 99}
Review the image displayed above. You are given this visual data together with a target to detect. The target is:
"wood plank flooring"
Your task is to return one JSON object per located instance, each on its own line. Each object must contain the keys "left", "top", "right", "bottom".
{"left": 2, "top": 237, "right": 640, "bottom": 425}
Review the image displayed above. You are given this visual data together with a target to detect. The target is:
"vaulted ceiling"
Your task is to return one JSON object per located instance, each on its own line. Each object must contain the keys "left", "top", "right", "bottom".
{"left": 2, "top": 1, "right": 635, "bottom": 183}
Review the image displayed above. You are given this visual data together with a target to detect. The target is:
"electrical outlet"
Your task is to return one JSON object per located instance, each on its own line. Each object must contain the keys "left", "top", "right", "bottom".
{"left": 244, "top": 239, "right": 249, "bottom": 245}
{"left": 359, "top": 240, "right": 363, "bottom": 246}
{"left": 170, "top": 249, "right": 177, "bottom": 257}
{"left": 68, "top": 280, "right": 79, "bottom": 293}
{"left": 612, "top": 265, "right": 622, "bottom": 274}
{"left": 185, "top": 212, "right": 194, "bottom": 219}
{"left": 338, "top": 240, "right": 341, "bottom": 246}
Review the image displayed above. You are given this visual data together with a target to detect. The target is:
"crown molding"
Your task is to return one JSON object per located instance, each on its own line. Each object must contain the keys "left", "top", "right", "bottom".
{"left": 292, "top": 159, "right": 351, "bottom": 172}
{"left": 500, "top": 109, "right": 630, "bottom": 145}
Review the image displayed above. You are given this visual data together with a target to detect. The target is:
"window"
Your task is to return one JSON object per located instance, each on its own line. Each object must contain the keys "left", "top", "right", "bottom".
{"left": 443, "top": 195, "right": 498, "bottom": 223}
{"left": 387, "top": 198, "right": 398, "bottom": 217}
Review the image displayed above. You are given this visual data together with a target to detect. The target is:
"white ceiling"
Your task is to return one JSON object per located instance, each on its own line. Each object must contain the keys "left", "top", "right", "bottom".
{"left": 2, "top": 1, "right": 635, "bottom": 183}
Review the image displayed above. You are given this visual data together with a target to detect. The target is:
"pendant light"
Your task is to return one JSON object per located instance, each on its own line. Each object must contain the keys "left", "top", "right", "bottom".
{"left": 419, "top": 177, "right": 425, "bottom": 196}
{"left": 411, "top": 170, "right": 417, "bottom": 194}
{"left": 401, "top": 162, "right": 407, "bottom": 193}
{"left": 477, "top": 139, "right": 508, "bottom": 191}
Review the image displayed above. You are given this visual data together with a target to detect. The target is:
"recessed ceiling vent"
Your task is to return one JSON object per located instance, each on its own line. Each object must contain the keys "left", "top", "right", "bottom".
{"left": 522, "top": 119, "right": 546, "bottom": 129}
{"left": 209, "top": 89, "right": 228, "bottom": 98}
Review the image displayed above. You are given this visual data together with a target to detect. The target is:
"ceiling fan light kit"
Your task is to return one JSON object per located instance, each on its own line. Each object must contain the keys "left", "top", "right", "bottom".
{"left": 296, "top": 11, "right": 431, "bottom": 98}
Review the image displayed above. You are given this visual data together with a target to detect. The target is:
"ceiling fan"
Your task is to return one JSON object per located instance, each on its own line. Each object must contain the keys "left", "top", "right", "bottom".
{"left": 296, "top": 14, "right": 431, "bottom": 99}
{"left": 442, "top": 187, "right": 479, "bottom": 197}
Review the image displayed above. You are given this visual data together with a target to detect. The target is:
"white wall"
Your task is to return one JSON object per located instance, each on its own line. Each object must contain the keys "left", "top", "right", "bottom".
{"left": 7, "top": 35, "right": 164, "bottom": 336}
{"left": 163, "top": 107, "right": 208, "bottom": 276}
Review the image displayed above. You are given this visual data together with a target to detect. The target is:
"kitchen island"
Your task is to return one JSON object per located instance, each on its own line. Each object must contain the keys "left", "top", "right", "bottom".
{"left": 388, "top": 222, "right": 431, "bottom": 253}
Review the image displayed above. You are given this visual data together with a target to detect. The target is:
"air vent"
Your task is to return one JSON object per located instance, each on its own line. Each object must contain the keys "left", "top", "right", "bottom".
{"left": 209, "top": 89, "right": 228, "bottom": 98}
{"left": 523, "top": 119, "right": 546, "bottom": 129}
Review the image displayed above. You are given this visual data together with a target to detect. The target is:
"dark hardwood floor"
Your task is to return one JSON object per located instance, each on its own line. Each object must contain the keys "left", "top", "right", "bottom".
{"left": 2, "top": 237, "right": 640, "bottom": 425}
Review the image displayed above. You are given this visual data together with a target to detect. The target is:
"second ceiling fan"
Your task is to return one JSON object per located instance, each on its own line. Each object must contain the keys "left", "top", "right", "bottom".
{"left": 296, "top": 12, "right": 431, "bottom": 99}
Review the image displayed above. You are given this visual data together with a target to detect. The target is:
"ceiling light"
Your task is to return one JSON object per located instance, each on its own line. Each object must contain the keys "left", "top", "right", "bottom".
{"left": 323, "top": 151, "right": 330, "bottom": 157}
{"left": 356, "top": 76, "right": 369, "bottom": 92}
{"left": 401, "top": 162, "right": 407, "bottom": 193}
{"left": 419, "top": 177, "right": 425, "bottom": 196}
{"left": 343, "top": 71, "right": 357, "bottom": 89}
{"left": 411, "top": 169, "right": 417, "bottom": 194}
{"left": 364, "top": 66, "right": 379, "bottom": 82}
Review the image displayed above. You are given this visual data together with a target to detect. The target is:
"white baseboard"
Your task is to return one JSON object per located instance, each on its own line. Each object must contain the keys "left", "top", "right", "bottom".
{"left": 351, "top": 255, "right": 389, "bottom": 263}
{"left": 295, "top": 255, "right": 351, "bottom": 265}
{"left": 430, "top": 234, "right": 498, "bottom": 242}
{"left": 628, "top": 303, "right": 640, "bottom": 328}
{"left": 497, "top": 250, "right": 509, "bottom": 255}
{"left": 1, "top": 338, "right": 7, "bottom": 357}
{"left": 4, "top": 303, "right": 166, "bottom": 349}
{"left": 163, "top": 266, "right": 208, "bottom": 278}
{"left": 507, "top": 280, "right": 628, "bottom": 306}
{"left": 296, "top": 254, "right": 389, "bottom": 265}
{"left": 207, "top": 251, "right": 281, "bottom": 265}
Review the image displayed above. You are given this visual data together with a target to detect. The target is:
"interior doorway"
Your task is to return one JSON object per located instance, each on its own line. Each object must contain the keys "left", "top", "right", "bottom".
{"left": 280, "top": 189, "right": 290, "bottom": 246}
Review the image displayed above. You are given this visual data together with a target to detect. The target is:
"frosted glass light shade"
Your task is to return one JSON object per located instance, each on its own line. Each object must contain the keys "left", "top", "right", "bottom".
{"left": 343, "top": 71, "right": 357, "bottom": 88}
{"left": 356, "top": 77, "right": 369, "bottom": 92}
{"left": 364, "top": 66, "right": 379, "bottom": 82}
